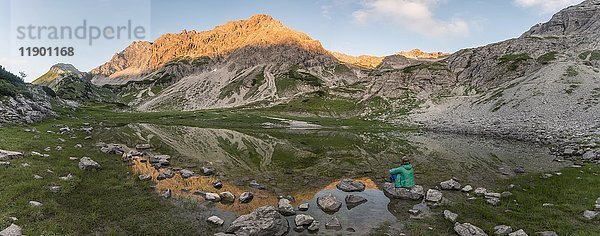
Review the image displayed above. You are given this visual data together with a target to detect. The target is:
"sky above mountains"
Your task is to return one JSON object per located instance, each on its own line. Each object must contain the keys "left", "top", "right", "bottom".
{"left": 0, "top": 0, "right": 585, "bottom": 81}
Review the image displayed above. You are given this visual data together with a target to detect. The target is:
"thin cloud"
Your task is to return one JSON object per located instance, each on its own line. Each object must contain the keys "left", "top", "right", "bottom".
{"left": 352, "top": 0, "right": 470, "bottom": 38}
{"left": 513, "top": 0, "right": 584, "bottom": 13}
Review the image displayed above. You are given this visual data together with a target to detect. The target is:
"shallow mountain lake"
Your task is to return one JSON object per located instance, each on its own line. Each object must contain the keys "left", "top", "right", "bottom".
{"left": 97, "top": 123, "right": 565, "bottom": 235}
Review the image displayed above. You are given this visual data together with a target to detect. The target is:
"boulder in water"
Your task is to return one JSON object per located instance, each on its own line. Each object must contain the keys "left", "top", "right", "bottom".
{"left": 226, "top": 206, "right": 289, "bottom": 236}
{"left": 336, "top": 179, "right": 366, "bottom": 192}
{"left": 317, "top": 194, "right": 342, "bottom": 213}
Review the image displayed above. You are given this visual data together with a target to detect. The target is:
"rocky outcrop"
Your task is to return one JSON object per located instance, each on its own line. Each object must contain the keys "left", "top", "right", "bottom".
{"left": 32, "top": 63, "right": 84, "bottom": 86}
{"left": 382, "top": 182, "right": 424, "bottom": 200}
{"left": 225, "top": 206, "right": 290, "bottom": 236}
{"left": 454, "top": 222, "right": 488, "bottom": 236}
{"left": 522, "top": 0, "right": 600, "bottom": 38}
{"left": 0, "top": 150, "right": 23, "bottom": 161}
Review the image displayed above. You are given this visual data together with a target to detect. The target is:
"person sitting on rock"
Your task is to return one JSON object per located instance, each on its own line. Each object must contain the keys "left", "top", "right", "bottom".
{"left": 389, "top": 157, "right": 415, "bottom": 188}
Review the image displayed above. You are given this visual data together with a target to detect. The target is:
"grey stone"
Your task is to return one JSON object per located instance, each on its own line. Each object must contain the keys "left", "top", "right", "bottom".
{"left": 409, "top": 203, "right": 430, "bottom": 219}
{"left": 207, "top": 216, "right": 224, "bottom": 226}
{"left": 474, "top": 187, "right": 487, "bottom": 195}
{"left": 298, "top": 203, "right": 309, "bottom": 211}
{"left": 454, "top": 222, "right": 487, "bottom": 236}
{"left": 317, "top": 194, "right": 342, "bottom": 212}
{"left": 443, "top": 210, "right": 458, "bottom": 222}
{"left": 138, "top": 174, "right": 152, "bottom": 181}
{"left": 307, "top": 220, "right": 320, "bottom": 231}
{"left": 582, "top": 151, "right": 597, "bottom": 160}
{"left": 336, "top": 179, "right": 366, "bottom": 192}
{"left": 501, "top": 191, "right": 513, "bottom": 198}
{"left": 509, "top": 229, "right": 528, "bottom": 236}
{"left": 179, "top": 169, "right": 195, "bottom": 179}
{"left": 157, "top": 170, "right": 175, "bottom": 180}
{"left": 249, "top": 180, "right": 266, "bottom": 190}
{"left": 219, "top": 192, "right": 236, "bottom": 203}
{"left": 135, "top": 143, "right": 152, "bottom": 150}
{"left": 294, "top": 214, "right": 314, "bottom": 226}
{"left": 0, "top": 161, "right": 10, "bottom": 167}
{"left": 425, "top": 189, "right": 443, "bottom": 202}
{"left": 78, "top": 157, "right": 102, "bottom": 170}
{"left": 33, "top": 174, "right": 43, "bottom": 179}
{"left": 205, "top": 193, "right": 221, "bottom": 202}
{"left": 440, "top": 179, "right": 462, "bottom": 190}
{"left": 226, "top": 206, "right": 289, "bottom": 236}
{"left": 583, "top": 210, "right": 598, "bottom": 220}
{"left": 325, "top": 216, "right": 342, "bottom": 230}
{"left": 201, "top": 166, "right": 215, "bottom": 176}
{"left": 161, "top": 189, "right": 172, "bottom": 198}
{"left": 462, "top": 185, "right": 473, "bottom": 192}
{"left": 486, "top": 197, "right": 501, "bottom": 206}
{"left": 277, "top": 198, "right": 295, "bottom": 216}
{"left": 240, "top": 192, "right": 254, "bottom": 203}
{"left": 345, "top": 194, "right": 367, "bottom": 209}
{"left": 485, "top": 192, "right": 502, "bottom": 198}
{"left": 49, "top": 186, "right": 61, "bottom": 193}
{"left": 213, "top": 180, "right": 223, "bottom": 189}
{"left": 382, "top": 182, "right": 424, "bottom": 200}
{"left": 494, "top": 225, "right": 513, "bottom": 235}
{"left": 514, "top": 166, "right": 526, "bottom": 174}
{"left": 28, "top": 201, "right": 42, "bottom": 207}
{"left": 0, "top": 149, "right": 23, "bottom": 161}
{"left": 0, "top": 223, "right": 22, "bottom": 236}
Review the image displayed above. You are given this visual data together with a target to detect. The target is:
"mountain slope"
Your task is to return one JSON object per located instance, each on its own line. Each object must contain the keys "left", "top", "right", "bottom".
{"left": 406, "top": 0, "right": 600, "bottom": 148}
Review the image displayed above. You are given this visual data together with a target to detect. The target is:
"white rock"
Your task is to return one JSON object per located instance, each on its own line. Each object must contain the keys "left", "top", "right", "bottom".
{"left": 474, "top": 187, "right": 487, "bottom": 196}
{"left": 28, "top": 201, "right": 43, "bottom": 207}
{"left": 207, "top": 216, "right": 224, "bottom": 226}
{"left": 461, "top": 185, "right": 473, "bottom": 192}
{"left": 425, "top": 189, "right": 443, "bottom": 202}
{"left": 494, "top": 225, "right": 512, "bottom": 235}
{"left": 583, "top": 210, "right": 598, "bottom": 220}
{"left": 205, "top": 193, "right": 221, "bottom": 202}
{"left": 0, "top": 223, "right": 22, "bottom": 236}
{"left": 508, "top": 229, "right": 528, "bottom": 236}
{"left": 295, "top": 214, "right": 314, "bottom": 226}
{"left": 443, "top": 210, "right": 458, "bottom": 222}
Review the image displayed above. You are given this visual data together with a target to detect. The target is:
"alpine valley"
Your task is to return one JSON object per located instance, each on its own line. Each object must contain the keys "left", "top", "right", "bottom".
{"left": 1, "top": 1, "right": 600, "bottom": 235}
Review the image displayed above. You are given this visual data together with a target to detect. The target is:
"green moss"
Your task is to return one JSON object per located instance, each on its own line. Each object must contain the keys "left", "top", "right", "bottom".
{"left": 537, "top": 51, "right": 558, "bottom": 65}
{"left": 334, "top": 64, "right": 352, "bottom": 74}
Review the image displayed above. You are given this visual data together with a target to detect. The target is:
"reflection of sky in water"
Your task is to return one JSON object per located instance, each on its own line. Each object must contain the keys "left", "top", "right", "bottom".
{"left": 109, "top": 123, "right": 568, "bottom": 235}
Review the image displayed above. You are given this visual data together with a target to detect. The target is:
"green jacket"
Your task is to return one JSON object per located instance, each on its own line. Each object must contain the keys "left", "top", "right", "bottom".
{"left": 390, "top": 164, "right": 415, "bottom": 188}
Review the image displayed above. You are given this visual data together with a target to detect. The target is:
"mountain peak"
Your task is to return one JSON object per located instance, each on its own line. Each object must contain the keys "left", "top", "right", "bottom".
{"left": 521, "top": 0, "right": 600, "bottom": 37}
{"left": 91, "top": 14, "right": 327, "bottom": 80}
{"left": 33, "top": 63, "right": 83, "bottom": 85}
{"left": 397, "top": 49, "right": 449, "bottom": 59}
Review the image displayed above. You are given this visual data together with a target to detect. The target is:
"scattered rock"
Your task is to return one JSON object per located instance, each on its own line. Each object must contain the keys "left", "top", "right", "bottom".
{"left": 277, "top": 198, "right": 296, "bottom": 216}
{"left": 161, "top": 189, "right": 172, "bottom": 198}
{"left": 33, "top": 174, "right": 43, "bottom": 179}
{"left": 0, "top": 161, "right": 10, "bottom": 167}
{"left": 212, "top": 180, "right": 223, "bottom": 189}
{"left": 454, "top": 222, "right": 487, "bottom": 236}
{"left": 462, "top": 185, "right": 473, "bottom": 192}
{"left": 138, "top": 174, "right": 152, "bottom": 181}
{"left": 298, "top": 203, "right": 309, "bottom": 211}
{"left": 226, "top": 206, "right": 289, "bottom": 236}
{"left": 207, "top": 216, "right": 224, "bottom": 226}
{"left": 219, "top": 192, "right": 236, "bottom": 203}
{"left": 28, "top": 201, "right": 42, "bottom": 207}
{"left": 205, "top": 193, "right": 221, "bottom": 202}
{"left": 307, "top": 220, "right": 320, "bottom": 231}
{"left": 336, "top": 179, "right": 366, "bottom": 192}
{"left": 179, "top": 169, "right": 195, "bottom": 179}
{"left": 486, "top": 197, "right": 501, "bottom": 206}
{"left": 201, "top": 166, "right": 215, "bottom": 176}
{"left": 0, "top": 223, "right": 22, "bottom": 236}
{"left": 99, "top": 144, "right": 124, "bottom": 155}
{"left": 0, "top": 149, "right": 23, "bottom": 160}
{"left": 485, "top": 192, "right": 502, "bottom": 198}
{"left": 382, "top": 182, "right": 424, "bottom": 200}
{"left": 317, "top": 194, "right": 342, "bottom": 213}
{"left": 135, "top": 144, "right": 152, "bottom": 150}
{"left": 345, "top": 194, "right": 367, "bottom": 209}
{"left": 425, "top": 189, "right": 443, "bottom": 202}
{"left": 293, "top": 226, "right": 304, "bottom": 232}
{"left": 509, "top": 229, "right": 528, "bottom": 236}
{"left": 249, "top": 180, "right": 266, "bottom": 190}
{"left": 157, "top": 170, "right": 175, "bottom": 180}
{"left": 582, "top": 151, "right": 597, "bottom": 160}
{"left": 501, "top": 191, "right": 513, "bottom": 198}
{"left": 78, "top": 157, "right": 102, "bottom": 170}
{"left": 541, "top": 173, "right": 553, "bottom": 179}
{"left": 295, "top": 214, "right": 314, "bottom": 226}
{"left": 514, "top": 166, "right": 526, "bottom": 174}
{"left": 49, "top": 186, "right": 61, "bottom": 193}
{"left": 583, "top": 210, "right": 598, "bottom": 220}
{"left": 325, "top": 216, "right": 342, "bottom": 230}
{"left": 444, "top": 210, "right": 458, "bottom": 222}
{"left": 474, "top": 187, "right": 487, "bottom": 196}
{"left": 20, "top": 163, "right": 29, "bottom": 167}
{"left": 240, "top": 192, "right": 254, "bottom": 203}
{"left": 440, "top": 179, "right": 462, "bottom": 190}
{"left": 494, "top": 225, "right": 513, "bottom": 235}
